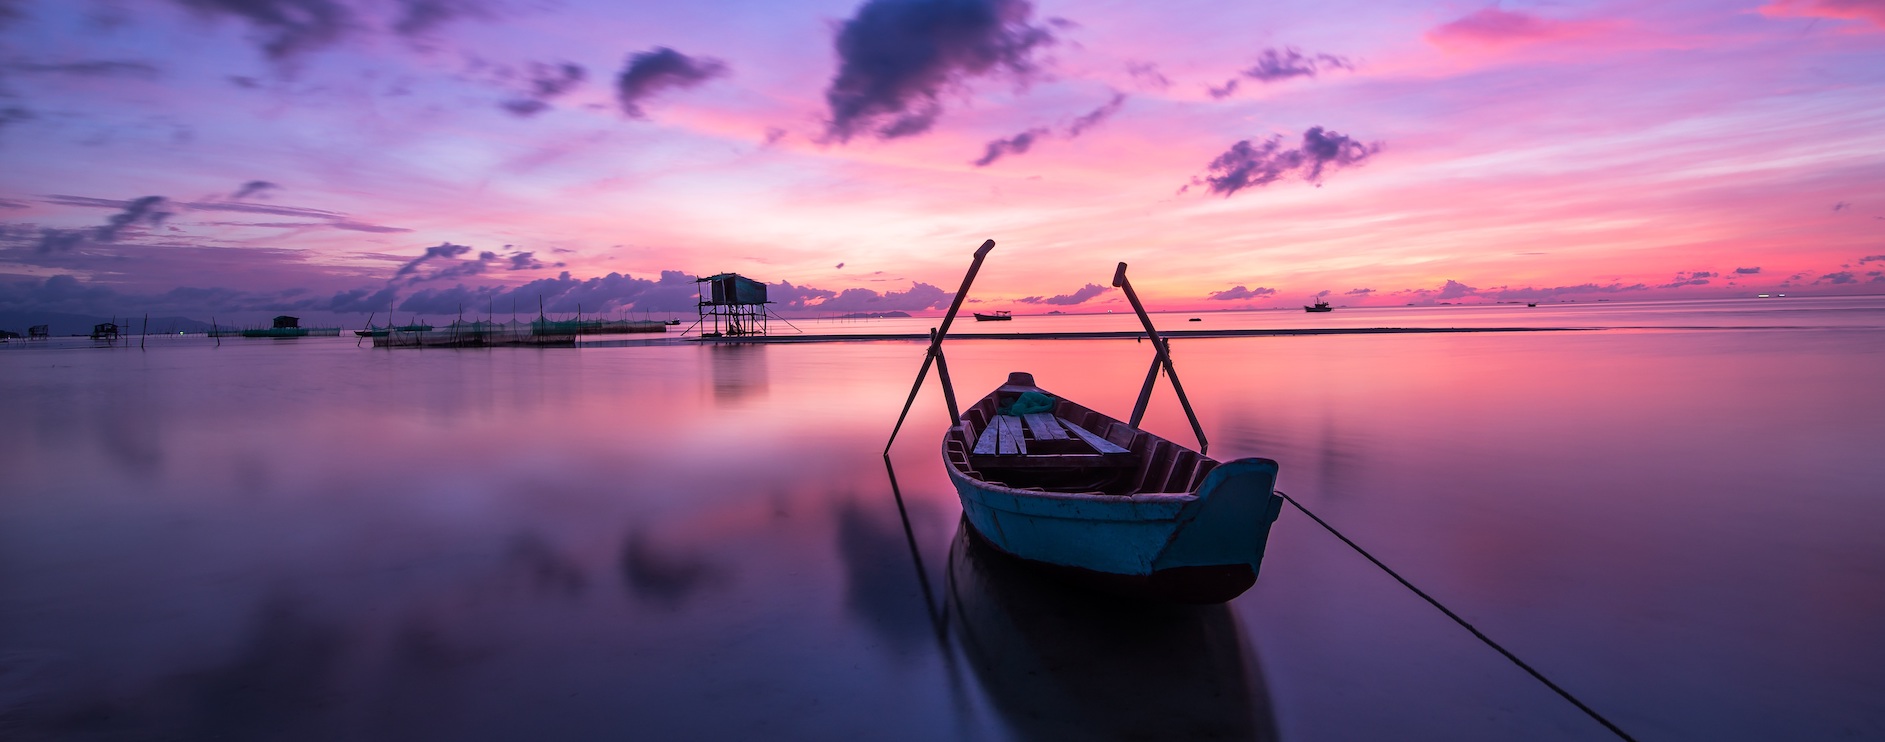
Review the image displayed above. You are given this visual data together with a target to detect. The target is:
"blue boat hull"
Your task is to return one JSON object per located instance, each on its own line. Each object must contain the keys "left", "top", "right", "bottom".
{"left": 944, "top": 379, "right": 1283, "bottom": 603}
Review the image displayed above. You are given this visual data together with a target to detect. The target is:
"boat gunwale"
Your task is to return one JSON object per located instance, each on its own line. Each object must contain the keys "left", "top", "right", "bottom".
{"left": 946, "top": 379, "right": 1212, "bottom": 503}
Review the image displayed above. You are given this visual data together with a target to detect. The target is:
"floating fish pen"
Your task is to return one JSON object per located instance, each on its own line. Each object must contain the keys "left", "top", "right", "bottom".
{"left": 527, "top": 318, "right": 669, "bottom": 336}
{"left": 372, "top": 319, "right": 577, "bottom": 348}
{"left": 237, "top": 316, "right": 341, "bottom": 338}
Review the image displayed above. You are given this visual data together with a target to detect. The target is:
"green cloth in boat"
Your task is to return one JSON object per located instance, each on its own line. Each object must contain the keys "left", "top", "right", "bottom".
{"left": 1000, "top": 391, "right": 1056, "bottom": 416}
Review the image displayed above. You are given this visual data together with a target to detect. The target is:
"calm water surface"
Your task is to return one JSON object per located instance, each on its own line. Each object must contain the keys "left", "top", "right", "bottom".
{"left": 3, "top": 298, "right": 1882, "bottom": 740}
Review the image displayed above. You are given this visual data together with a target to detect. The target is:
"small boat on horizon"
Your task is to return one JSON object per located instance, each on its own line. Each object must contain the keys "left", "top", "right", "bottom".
{"left": 973, "top": 310, "right": 1013, "bottom": 321}
{"left": 1304, "top": 297, "right": 1332, "bottom": 313}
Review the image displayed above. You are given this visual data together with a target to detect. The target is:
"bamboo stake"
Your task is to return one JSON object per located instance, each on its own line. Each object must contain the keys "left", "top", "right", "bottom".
{"left": 1113, "top": 262, "right": 1208, "bottom": 454}
{"left": 885, "top": 239, "right": 995, "bottom": 454}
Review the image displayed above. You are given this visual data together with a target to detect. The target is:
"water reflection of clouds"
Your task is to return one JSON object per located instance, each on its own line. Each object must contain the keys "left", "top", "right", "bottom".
{"left": 4, "top": 320, "right": 1881, "bottom": 738}
{"left": 619, "top": 530, "right": 730, "bottom": 608}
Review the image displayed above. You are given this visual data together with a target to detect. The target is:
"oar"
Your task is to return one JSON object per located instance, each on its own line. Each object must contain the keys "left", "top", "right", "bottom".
{"left": 885, "top": 239, "right": 996, "bottom": 454}
{"left": 1113, "top": 262, "right": 1209, "bottom": 454}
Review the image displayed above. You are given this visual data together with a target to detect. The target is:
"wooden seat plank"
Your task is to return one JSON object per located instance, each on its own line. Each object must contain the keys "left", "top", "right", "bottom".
{"left": 1022, "top": 413, "right": 1070, "bottom": 440}
{"left": 972, "top": 421, "right": 1001, "bottom": 455}
{"left": 1060, "top": 417, "right": 1130, "bottom": 454}
{"left": 996, "top": 415, "right": 1027, "bottom": 455}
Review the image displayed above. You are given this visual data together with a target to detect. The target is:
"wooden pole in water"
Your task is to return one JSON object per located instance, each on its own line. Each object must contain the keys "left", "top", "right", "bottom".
{"left": 931, "top": 328, "right": 960, "bottom": 421}
{"left": 140, "top": 313, "right": 148, "bottom": 350}
{"left": 1113, "top": 262, "right": 1208, "bottom": 454}
{"left": 886, "top": 239, "right": 995, "bottom": 454}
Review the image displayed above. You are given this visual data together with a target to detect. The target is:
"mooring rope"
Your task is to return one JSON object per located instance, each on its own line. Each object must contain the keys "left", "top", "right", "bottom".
{"left": 1274, "top": 490, "right": 1640, "bottom": 742}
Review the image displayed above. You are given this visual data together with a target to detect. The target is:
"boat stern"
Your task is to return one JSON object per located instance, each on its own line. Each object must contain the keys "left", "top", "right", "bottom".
{"left": 1152, "top": 457, "right": 1284, "bottom": 580}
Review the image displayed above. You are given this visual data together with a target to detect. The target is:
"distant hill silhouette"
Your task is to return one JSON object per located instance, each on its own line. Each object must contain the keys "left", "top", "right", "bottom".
{"left": 0, "top": 311, "right": 216, "bottom": 336}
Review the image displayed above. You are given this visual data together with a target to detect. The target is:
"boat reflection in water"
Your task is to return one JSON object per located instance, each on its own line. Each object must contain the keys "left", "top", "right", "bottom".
{"left": 944, "top": 518, "right": 1280, "bottom": 740}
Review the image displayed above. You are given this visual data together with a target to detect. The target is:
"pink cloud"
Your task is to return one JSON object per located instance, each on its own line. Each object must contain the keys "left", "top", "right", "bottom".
{"left": 1427, "top": 7, "right": 1617, "bottom": 51}
{"left": 1759, "top": 0, "right": 1885, "bottom": 29}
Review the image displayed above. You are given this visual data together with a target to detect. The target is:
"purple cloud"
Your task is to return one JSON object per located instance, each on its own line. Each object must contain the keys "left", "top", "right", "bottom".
{"left": 1208, "top": 285, "right": 1276, "bottom": 301}
{"left": 1436, "top": 279, "right": 1478, "bottom": 299}
{"left": 1210, "top": 47, "right": 1353, "bottom": 98}
{"left": 972, "top": 126, "right": 1048, "bottom": 167}
{"left": 508, "top": 251, "right": 543, "bottom": 271}
{"left": 230, "top": 180, "right": 278, "bottom": 200}
{"left": 1066, "top": 92, "right": 1126, "bottom": 137}
{"left": 1017, "top": 282, "right": 1107, "bottom": 305}
{"left": 173, "top": 0, "right": 355, "bottom": 61}
{"left": 1190, "top": 127, "right": 1381, "bottom": 196}
{"left": 503, "top": 61, "right": 585, "bottom": 117}
{"left": 95, "top": 196, "right": 173, "bottom": 241}
{"left": 394, "top": 241, "right": 472, "bottom": 277}
{"left": 1125, "top": 61, "right": 1169, "bottom": 91}
{"left": 616, "top": 47, "right": 728, "bottom": 119}
{"left": 1657, "top": 270, "right": 1716, "bottom": 288}
{"left": 1242, "top": 47, "right": 1352, "bottom": 82}
{"left": 1734, "top": 266, "right": 1761, "bottom": 274}
{"left": 391, "top": 0, "right": 494, "bottom": 38}
{"left": 4, "top": 60, "right": 161, "bottom": 79}
{"left": 811, "top": 281, "right": 951, "bottom": 312}
{"left": 822, "top": 0, "right": 1055, "bottom": 142}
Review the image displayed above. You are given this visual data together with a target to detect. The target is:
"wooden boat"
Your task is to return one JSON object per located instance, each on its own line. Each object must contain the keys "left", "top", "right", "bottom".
{"left": 1304, "top": 297, "right": 1332, "bottom": 312}
{"left": 944, "top": 373, "right": 1282, "bottom": 603}
{"left": 972, "top": 310, "right": 1012, "bottom": 321}
{"left": 887, "top": 241, "right": 1283, "bottom": 604}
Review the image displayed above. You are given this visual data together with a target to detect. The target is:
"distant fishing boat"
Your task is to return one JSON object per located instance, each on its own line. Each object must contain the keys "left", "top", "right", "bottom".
{"left": 1304, "top": 297, "right": 1332, "bottom": 313}
{"left": 354, "top": 312, "right": 389, "bottom": 338}
{"left": 888, "top": 242, "right": 1283, "bottom": 604}
{"left": 973, "top": 310, "right": 1013, "bottom": 321}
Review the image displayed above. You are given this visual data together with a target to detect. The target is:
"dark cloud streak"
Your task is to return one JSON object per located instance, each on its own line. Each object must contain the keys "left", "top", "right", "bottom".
{"left": 173, "top": 0, "right": 355, "bottom": 62}
{"left": 231, "top": 180, "right": 279, "bottom": 200}
{"left": 1066, "top": 92, "right": 1125, "bottom": 137}
{"left": 503, "top": 61, "right": 585, "bottom": 117}
{"left": 4, "top": 60, "right": 162, "bottom": 79}
{"left": 972, "top": 126, "right": 1046, "bottom": 167}
{"left": 615, "top": 47, "right": 727, "bottom": 119}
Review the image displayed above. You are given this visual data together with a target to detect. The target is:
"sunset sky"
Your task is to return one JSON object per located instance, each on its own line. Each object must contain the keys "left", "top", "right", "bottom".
{"left": 1, "top": 0, "right": 1881, "bottom": 320}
